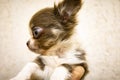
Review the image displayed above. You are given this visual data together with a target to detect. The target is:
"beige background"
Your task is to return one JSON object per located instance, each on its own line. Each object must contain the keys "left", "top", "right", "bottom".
{"left": 0, "top": 0, "right": 120, "bottom": 80}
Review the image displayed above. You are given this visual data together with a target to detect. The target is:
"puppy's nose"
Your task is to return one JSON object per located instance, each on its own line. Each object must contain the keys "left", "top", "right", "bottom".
{"left": 26, "top": 41, "right": 30, "bottom": 46}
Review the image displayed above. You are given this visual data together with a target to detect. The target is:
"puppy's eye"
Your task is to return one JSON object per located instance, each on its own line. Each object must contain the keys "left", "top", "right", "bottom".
{"left": 32, "top": 27, "right": 43, "bottom": 39}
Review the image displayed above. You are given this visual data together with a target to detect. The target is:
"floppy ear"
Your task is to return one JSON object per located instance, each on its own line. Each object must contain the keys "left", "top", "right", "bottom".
{"left": 54, "top": 0, "right": 82, "bottom": 24}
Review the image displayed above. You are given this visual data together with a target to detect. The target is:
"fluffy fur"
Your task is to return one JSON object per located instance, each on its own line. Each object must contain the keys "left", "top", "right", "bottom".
{"left": 10, "top": 0, "right": 88, "bottom": 80}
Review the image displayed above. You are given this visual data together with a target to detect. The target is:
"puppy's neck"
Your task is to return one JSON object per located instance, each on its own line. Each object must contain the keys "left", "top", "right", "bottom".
{"left": 44, "top": 40, "right": 73, "bottom": 56}
{"left": 43, "top": 29, "right": 82, "bottom": 56}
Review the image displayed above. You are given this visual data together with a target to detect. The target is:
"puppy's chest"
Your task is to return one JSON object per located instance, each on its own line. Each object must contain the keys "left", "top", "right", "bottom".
{"left": 40, "top": 48, "right": 84, "bottom": 68}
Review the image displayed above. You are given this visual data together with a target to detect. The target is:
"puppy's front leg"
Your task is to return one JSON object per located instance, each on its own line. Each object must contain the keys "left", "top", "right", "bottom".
{"left": 50, "top": 64, "right": 71, "bottom": 80}
{"left": 10, "top": 62, "right": 40, "bottom": 80}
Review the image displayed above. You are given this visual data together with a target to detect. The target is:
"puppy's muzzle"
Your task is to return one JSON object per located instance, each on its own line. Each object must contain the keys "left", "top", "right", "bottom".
{"left": 26, "top": 39, "right": 39, "bottom": 51}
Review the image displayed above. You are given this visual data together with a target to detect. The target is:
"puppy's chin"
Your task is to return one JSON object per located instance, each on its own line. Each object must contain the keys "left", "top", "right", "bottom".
{"left": 26, "top": 39, "right": 46, "bottom": 55}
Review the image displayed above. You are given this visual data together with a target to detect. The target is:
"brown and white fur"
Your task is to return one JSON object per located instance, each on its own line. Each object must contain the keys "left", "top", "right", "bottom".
{"left": 10, "top": 0, "right": 88, "bottom": 80}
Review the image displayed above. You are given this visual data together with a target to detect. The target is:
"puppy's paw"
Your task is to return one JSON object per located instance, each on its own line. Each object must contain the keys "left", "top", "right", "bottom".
{"left": 50, "top": 66, "right": 71, "bottom": 80}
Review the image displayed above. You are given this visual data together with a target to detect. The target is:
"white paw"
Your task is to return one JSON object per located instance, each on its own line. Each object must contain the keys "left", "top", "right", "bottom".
{"left": 50, "top": 66, "right": 71, "bottom": 80}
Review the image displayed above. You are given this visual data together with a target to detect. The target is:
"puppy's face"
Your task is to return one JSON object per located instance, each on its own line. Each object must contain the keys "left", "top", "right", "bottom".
{"left": 27, "top": 0, "right": 82, "bottom": 55}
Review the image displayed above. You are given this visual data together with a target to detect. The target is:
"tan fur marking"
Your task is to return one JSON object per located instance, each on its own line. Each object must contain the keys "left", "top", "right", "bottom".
{"left": 71, "top": 66, "right": 85, "bottom": 80}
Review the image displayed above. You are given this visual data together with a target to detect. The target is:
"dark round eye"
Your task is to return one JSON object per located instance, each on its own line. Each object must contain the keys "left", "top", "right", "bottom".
{"left": 33, "top": 30, "right": 39, "bottom": 38}
{"left": 32, "top": 27, "right": 43, "bottom": 39}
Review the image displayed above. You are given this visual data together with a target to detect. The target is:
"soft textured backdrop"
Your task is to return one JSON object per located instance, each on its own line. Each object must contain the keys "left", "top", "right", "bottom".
{"left": 0, "top": 0, "right": 120, "bottom": 80}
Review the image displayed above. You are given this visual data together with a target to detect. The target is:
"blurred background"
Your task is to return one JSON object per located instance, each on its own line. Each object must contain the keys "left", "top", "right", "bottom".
{"left": 0, "top": 0, "right": 120, "bottom": 80}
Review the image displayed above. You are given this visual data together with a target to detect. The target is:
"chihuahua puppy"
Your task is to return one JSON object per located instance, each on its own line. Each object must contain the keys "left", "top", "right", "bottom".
{"left": 11, "top": 0, "right": 88, "bottom": 80}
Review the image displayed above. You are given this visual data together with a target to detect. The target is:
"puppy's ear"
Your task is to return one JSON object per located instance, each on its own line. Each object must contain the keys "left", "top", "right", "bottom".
{"left": 54, "top": 0, "right": 82, "bottom": 24}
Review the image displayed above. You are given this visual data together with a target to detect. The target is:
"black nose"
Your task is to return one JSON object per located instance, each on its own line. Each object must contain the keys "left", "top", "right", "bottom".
{"left": 26, "top": 41, "right": 29, "bottom": 46}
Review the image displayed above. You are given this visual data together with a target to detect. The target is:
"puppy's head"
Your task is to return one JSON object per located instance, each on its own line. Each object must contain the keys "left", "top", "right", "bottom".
{"left": 27, "top": 0, "right": 82, "bottom": 55}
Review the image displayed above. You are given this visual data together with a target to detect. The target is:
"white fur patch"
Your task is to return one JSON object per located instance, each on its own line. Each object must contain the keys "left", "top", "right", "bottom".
{"left": 34, "top": 66, "right": 54, "bottom": 80}
{"left": 50, "top": 66, "right": 70, "bottom": 80}
{"left": 40, "top": 46, "right": 85, "bottom": 67}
